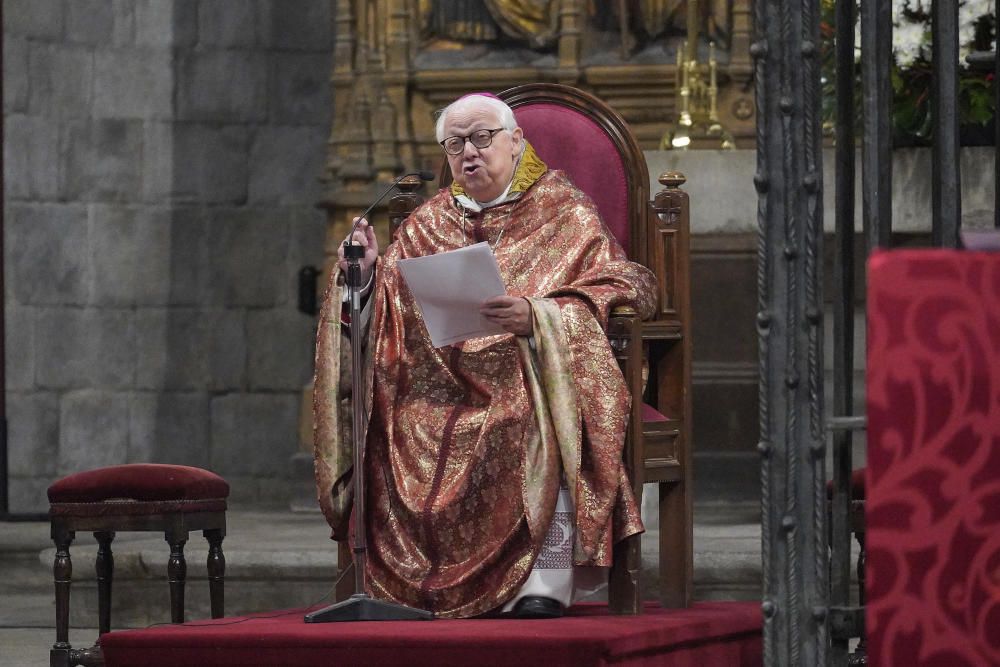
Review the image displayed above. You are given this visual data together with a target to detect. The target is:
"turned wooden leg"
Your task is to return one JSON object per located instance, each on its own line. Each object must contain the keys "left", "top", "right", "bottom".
{"left": 659, "top": 479, "right": 693, "bottom": 608}
{"left": 68, "top": 644, "right": 105, "bottom": 667}
{"left": 204, "top": 528, "right": 225, "bottom": 618}
{"left": 165, "top": 532, "right": 188, "bottom": 624}
{"left": 609, "top": 533, "right": 641, "bottom": 615}
{"left": 94, "top": 531, "right": 115, "bottom": 636}
{"left": 51, "top": 524, "right": 75, "bottom": 667}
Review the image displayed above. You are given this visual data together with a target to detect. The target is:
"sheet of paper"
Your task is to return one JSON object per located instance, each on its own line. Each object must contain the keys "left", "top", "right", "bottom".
{"left": 397, "top": 242, "right": 508, "bottom": 347}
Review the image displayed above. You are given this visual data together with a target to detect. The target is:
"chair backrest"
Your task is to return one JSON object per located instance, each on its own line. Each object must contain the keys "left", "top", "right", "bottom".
{"left": 500, "top": 85, "right": 650, "bottom": 258}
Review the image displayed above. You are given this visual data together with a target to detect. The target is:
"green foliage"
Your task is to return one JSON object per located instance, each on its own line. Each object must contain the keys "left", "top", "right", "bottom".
{"left": 820, "top": 2, "right": 997, "bottom": 145}
{"left": 962, "top": 75, "right": 995, "bottom": 125}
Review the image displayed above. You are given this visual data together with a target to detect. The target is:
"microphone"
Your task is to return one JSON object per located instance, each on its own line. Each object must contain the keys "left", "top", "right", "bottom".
{"left": 345, "top": 170, "right": 435, "bottom": 260}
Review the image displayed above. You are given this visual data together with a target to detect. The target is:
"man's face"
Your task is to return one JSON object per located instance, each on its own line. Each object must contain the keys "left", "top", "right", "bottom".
{"left": 444, "top": 103, "right": 523, "bottom": 203}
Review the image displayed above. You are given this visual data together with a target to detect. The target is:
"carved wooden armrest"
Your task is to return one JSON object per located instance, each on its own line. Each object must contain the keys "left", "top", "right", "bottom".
{"left": 608, "top": 306, "right": 640, "bottom": 341}
{"left": 608, "top": 306, "right": 647, "bottom": 399}
{"left": 611, "top": 305, "right": 638, "bottom": 318}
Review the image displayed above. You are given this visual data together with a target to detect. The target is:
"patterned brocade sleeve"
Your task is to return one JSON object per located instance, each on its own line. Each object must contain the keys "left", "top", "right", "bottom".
{"left": 542, "top": 200, "right": 658, "bottom": 329}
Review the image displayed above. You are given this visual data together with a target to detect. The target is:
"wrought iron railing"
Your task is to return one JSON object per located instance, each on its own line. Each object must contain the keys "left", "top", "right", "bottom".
{"left": 757, "top": 0, "right": 998, "bottom": 665}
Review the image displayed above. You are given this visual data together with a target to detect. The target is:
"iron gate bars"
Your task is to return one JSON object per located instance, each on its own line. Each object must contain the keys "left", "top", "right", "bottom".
{"left": 829, "top": 0, "right": 859, "bottom": 662}
{"left": 828, "top": 0, "right": 897, "bottom": 663}
{"left": 754, "top": 0, "right": 828, "bottom": 664}
{"left": 759, "top": 0, "right": 988, "bottom": 663}
{"left": 862, "top": 0, "right": 892, "bottom": 251}
{"left": 932, "top": 1, "right": 961, "bottom": 247}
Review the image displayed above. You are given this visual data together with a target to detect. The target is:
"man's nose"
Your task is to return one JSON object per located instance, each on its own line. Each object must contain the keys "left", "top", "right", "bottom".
{"left": 462, "top": 138, "right": 480, "bottom": 157}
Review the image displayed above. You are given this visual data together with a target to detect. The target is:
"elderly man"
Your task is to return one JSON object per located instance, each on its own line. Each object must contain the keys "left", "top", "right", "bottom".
{"left": 313, "top": 93, "right": 657, "bottom": 619}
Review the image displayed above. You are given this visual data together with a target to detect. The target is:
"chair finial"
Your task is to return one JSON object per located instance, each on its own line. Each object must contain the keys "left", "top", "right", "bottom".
{"left": 659, "top": 171, "right": 687, "bottom": 189}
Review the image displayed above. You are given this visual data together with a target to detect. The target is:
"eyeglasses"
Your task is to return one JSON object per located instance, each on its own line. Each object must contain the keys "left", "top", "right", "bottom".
{"left": 440, "top": 128, "right": 506, "bottom": 155}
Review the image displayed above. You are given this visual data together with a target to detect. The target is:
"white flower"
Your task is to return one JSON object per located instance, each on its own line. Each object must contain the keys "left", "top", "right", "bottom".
{"left": 857, "top": 0, "right": 996, "bottom": 69}
{"left": 894, "top": 20, "right": 927, "bottom": 68}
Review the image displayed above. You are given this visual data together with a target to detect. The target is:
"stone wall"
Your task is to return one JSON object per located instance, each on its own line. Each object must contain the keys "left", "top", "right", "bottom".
{"left": 4, "top": 0, "right": 333, "bottom": 511}
{"left": 646, "top": 147, "right": 998, "bottom": 234}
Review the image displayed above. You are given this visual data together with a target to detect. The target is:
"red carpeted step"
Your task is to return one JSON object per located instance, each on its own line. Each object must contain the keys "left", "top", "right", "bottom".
{"left": 100, "top": 601, "right": 762, "bottom": 667}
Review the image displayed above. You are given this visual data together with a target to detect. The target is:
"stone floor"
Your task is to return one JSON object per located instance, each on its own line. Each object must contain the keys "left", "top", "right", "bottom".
{"left": 0, "top": 499, "right": 762, "bottom": 667}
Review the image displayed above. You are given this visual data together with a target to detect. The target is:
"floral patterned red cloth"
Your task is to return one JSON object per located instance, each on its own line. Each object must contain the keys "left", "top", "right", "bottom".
{"left": 866, "top": 249, "right": 1000, "bottom": 666}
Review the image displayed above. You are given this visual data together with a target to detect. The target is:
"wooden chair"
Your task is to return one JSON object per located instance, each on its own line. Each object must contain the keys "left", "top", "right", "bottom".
{"left": 385, "top": 83, "right": 694, "bottom": 613}
{"left": 47, "top": 464, "right": 228, "bottom": 667}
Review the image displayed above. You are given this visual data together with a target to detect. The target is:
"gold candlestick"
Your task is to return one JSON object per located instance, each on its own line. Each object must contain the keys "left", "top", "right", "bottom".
{"left": 686, "top": 0, "right": 699, "bottom": 62}
{"left": 666, "top": 33, "right": 733, "bottom": 149}
{"left": 708, "top": 42, "right": 722, "bottom": 135}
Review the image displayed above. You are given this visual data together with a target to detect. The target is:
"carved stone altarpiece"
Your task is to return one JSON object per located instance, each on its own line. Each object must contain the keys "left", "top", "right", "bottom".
{"left": 318, "top": 0, "right": 753, "bottom": 263}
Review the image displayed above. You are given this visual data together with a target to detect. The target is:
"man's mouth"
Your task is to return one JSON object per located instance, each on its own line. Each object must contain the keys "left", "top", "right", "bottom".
{"left": 463, "top": 164, "right": 481, "bottom": 175}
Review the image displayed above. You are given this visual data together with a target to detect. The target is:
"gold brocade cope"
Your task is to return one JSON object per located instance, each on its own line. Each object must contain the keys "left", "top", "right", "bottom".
{"left": 313, "top": 169, "right": 657, "bottom": 618}
{"left": 312, "top": 267, "right": 350, "bottom": 540}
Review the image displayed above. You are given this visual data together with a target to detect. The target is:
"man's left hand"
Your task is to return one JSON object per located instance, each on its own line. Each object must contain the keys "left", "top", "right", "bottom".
{"left": 481, "top": 296, "right": 533, "bottom": 336}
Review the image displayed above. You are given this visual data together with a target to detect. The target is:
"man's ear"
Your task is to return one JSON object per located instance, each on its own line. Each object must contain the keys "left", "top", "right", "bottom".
{"left": 510, "top": 127, "right": 524, "bottom": 156}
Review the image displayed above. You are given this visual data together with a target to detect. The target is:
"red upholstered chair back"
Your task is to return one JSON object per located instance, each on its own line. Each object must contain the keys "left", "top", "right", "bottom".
{"left": 501, "top": 85, "right": 650, "bottom": 260}
{"left": 508, "top": 106, "right": 628, "bottom": 250}
{"left": 866, "top": 249, "right": 1000, "bottom": 666}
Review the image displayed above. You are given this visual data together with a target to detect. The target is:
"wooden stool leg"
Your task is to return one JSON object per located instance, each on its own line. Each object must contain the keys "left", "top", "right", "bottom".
{"left": 165, "top": 532, "right": 188, "bottom": 624}
{"left": 51, "top": 524, "right": 75, "bottom": 667}
{"left": 94, "top": 531, "right": 115, "bottom": 636}
{"left": 204, "top": 528, "right": 225, "bottom": 618}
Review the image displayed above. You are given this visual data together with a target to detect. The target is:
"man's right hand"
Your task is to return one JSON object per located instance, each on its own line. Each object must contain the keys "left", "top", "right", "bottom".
{"left": 337, "top": 217, "right": 379, "bottom": 283}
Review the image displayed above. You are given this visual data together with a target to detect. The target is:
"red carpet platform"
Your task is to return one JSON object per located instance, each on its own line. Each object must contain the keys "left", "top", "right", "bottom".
{"left": 99, "top": 601, "right": 761, "bottom": 667}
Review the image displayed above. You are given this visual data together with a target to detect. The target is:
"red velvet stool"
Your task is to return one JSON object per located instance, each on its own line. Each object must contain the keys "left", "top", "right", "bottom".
{"left": 47, "top": 464, "right": 229, "bottom": 667}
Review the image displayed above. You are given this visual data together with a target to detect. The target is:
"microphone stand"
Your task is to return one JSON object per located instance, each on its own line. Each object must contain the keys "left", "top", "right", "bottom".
{"left": 305, "top": 178, "right": 434, "bottom": 623}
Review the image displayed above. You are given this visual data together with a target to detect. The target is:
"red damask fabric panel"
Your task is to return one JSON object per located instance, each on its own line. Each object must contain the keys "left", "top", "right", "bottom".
{"left": 867, "top": 249, "right": 1000, "bottom": 666}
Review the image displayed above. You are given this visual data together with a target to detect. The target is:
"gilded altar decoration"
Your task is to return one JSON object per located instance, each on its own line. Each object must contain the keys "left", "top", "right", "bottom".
{"left": 420, "top": 1, "right": 731, "bottom": 49}
{"left": 314, "top": 149, "right": 657, "bottom": 617}
{"left": 664, "top": 41, "right": 736, "bottom": 149}
{"left": 319, "top": 0, "right": 753, "bottom": 261}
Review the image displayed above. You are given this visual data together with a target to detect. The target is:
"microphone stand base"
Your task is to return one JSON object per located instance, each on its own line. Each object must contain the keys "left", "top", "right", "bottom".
{"left": 304, "top": 594, "right": 434, "bottom": 623}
